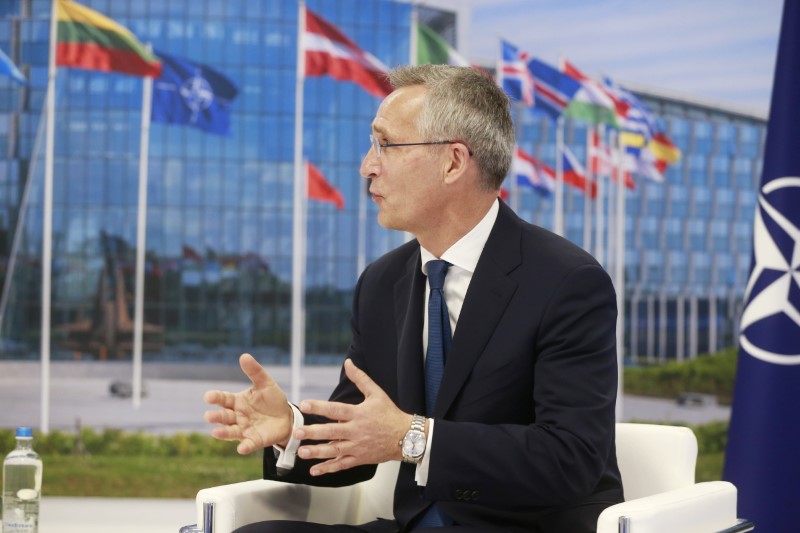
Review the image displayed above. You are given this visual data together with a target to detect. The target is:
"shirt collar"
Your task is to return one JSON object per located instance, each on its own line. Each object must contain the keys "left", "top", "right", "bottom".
{"left": 420, "top": 199, "right": 499, "bottom": 276}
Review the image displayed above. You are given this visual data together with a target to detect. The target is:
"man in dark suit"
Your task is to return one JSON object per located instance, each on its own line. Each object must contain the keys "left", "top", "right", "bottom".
{"left": 204, "top": 64, "right": 623, "bottom": 532}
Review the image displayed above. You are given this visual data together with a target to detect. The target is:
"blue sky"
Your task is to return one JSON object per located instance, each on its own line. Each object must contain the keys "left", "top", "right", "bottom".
{"left": 456, "top": 0, "right": 783, "bottom": 115}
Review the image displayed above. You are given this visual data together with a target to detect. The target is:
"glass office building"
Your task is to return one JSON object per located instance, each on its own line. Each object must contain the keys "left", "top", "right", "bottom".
{"left": 513, "top": 89, "right": 765, "bottom": 362}
{"left": 0, "top": 0, "right": 765, "bottom": 364}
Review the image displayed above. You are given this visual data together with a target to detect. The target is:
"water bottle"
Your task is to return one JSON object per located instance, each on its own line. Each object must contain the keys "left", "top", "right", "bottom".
{"left": 2, "top": 427, "right": 42, "bottom": 533}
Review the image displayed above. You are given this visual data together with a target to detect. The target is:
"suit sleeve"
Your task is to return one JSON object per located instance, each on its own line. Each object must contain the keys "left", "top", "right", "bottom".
{"left": 425, "top": 263, "right": 618, "bottom": 508}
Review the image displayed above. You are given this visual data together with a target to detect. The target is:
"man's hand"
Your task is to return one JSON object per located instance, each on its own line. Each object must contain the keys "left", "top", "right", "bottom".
{"left": 294, "top": 358, "right": 412, "bottom": 476}
{"left": 203, "top": 353, "right": 293, "bottom": 455}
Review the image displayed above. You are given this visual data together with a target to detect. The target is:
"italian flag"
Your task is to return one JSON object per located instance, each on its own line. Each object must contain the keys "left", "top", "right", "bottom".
{"left": 55, "top": 0, "right": 162, "bottom": 78}
{"left": 416, "top": 22, "right": 470, "bottom": 67}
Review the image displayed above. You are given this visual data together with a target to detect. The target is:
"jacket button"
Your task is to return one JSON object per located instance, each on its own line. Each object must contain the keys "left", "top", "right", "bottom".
{"left": 470, "top": 490, "right": 480, "bottom": 501}
{"left": 455, "top": 489, "right": 464, "bottom": 500}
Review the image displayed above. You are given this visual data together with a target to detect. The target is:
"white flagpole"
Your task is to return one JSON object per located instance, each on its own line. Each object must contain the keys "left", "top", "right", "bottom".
{"left": 290, "top": 0, "right": 308, "bottom": 404}
{"left": 132, "top": 44, "right": 154, "bottom": 409}
{"left": 40, "top": 0, "right": 59, "bottom": 434}
{"left": 614, "top": 132, "right": 626, "bottom": 421}
{"left": 606, "top": 129, "right": 617, "bottom": 286}
{"left": 583, "top": 127, "right": 592, "bottom": 251}
{"left": 594, "top": 125, "right": 605, "bottom": 266}
{"left": 553, "top": 116, "right": 564, "bottom": 236}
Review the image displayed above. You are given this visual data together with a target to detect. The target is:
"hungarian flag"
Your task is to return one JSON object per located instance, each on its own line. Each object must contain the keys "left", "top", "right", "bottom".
{"left": 303, "top": 7, "right": 392, "bottom": 98}
{"left": 416, "top": 22, "right": 470, "bottom": 67}
{"left": 55, "top": 0, "right": 161, "bottom": 78}
{"left": 307, "top": 161, "right": 345, "bottom": 210}
{"left": 562, "top": 59, "right": 620, "bottom": 128}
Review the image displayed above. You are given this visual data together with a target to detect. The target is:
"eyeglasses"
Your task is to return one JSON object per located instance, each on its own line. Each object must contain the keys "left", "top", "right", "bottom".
{"left": 369, "top": 134, "right": 471, "bottom": 157}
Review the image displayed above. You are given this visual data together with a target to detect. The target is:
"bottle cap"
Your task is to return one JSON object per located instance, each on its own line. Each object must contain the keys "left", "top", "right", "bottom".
{"left": 15, "top": 427, "right": 33, "bottom": 438}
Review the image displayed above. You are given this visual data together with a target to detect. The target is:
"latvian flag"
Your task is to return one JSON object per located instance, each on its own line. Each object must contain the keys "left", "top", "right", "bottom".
{"left": 303, "top": 7, "right": 393, "bottom": 98}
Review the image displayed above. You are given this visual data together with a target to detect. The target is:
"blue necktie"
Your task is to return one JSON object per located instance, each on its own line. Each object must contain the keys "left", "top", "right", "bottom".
{"left": 415, "top": 260, "right": 454, "bottom": 529}
{"left": 425, "top": 260, "right": 452, "bottom": 416}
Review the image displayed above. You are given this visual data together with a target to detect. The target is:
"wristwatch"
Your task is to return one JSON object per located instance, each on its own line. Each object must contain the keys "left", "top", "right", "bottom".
{"left": 400, "top": 414, "right": 427, "bottom": 464}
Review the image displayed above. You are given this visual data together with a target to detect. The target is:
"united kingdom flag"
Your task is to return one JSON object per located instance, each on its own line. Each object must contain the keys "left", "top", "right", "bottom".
{"left": 497, "top": 39, "right": 534, "bottom": 107}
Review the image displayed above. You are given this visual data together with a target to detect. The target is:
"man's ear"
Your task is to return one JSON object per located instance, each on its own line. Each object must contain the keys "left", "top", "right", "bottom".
{"left": 442, "top": 142, "right": 472, "bottom": 185}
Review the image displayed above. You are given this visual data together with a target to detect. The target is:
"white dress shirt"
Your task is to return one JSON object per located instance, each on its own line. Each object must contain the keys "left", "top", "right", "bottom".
{"left": 275, "top": 200, "right": 500, "bottom": 484}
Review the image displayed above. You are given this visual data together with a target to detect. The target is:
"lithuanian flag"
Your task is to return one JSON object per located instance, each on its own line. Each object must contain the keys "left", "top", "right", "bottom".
{"left": 55, "top": 0, "right": 162, "bottom": 78}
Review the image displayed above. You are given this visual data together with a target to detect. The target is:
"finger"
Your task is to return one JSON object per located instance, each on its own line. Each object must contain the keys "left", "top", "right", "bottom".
{"left": 203, "top": 390, "right": 235, "bottom": 408}
{"left": 239, "top": 353, "right": 278, "bottom": 390}
{"left": 299, "top": 399, "right": 355, "bottom": 421}
{"left": 310, "top": 455, "right": 360, "bottom": 476}
{"left": 236, "top": 439, "right": 259, "bottom": 455}
{"left": 293, "top": 419, "right": 348, "bottom": 442}
{"left": 297, "top": 440, "right": 350, "bottom": 460}
{"left": 211, "top": 425, "right": 244, "bottom": 441}
{"left": 343, "top": 359, "right": 383, "bottom": 398}
{"left": 204, "top": 408, "right": 236, "bottom": 425}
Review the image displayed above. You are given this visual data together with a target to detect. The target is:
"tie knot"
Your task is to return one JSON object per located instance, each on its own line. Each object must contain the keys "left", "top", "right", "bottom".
{"left": 426, "top": 260, "right": 450, "bottom": 290}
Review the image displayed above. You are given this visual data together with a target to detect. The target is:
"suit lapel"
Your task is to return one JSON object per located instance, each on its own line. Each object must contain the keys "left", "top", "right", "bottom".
{"left": 434, "top": 202, "right": 522, "bottom": 417}
{"left": 393, "top": 248, "right": 427, "bottom": 414}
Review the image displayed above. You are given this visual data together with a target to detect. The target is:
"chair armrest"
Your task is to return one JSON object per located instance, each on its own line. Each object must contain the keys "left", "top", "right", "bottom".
{"left": 191, "top": 479, "right": 362, "bottom": 533}
{"left": 596, "top": 481, "right": 740, "bottom": 533}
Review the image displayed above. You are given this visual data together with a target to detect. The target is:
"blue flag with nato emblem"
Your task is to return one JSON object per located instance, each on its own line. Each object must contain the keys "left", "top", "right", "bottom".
{"left": 151, "top": 51, "right": 237, "bottom": 136}
{"left": 723, "top": 2, "right": 800, "bottom": 531}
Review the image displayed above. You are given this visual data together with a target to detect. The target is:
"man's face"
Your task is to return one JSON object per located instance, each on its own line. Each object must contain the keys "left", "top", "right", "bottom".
{"left": 360, "top": 85, "right": 450, "bottom": 237}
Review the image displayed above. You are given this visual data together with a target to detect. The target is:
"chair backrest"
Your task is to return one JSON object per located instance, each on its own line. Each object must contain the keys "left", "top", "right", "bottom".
{"left": 614, "top": 422, "right": 698, "bottom": 500}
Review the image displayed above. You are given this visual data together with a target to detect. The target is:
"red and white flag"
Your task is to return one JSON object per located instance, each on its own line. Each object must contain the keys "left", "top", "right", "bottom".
{"left": 306, "top": 161, "right": 345, "bottom": 210}
{"left": 303, "top": 7, "right": 393, "bottom": 98}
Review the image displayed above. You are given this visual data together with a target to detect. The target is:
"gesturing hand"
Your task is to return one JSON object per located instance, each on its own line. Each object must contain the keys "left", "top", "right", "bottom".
{"left": 203, "top": 353, "right": 294, "bottom": 455}
{"left": 294, "top": 358, "right": 413, "bottom": 476}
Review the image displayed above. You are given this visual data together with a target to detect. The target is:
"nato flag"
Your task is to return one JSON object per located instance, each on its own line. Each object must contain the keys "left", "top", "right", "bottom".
{"left": 151, "top": 51, "right": 238, "bottom": 136}
{"left": 723, "top": 2, "right": 800, "bottom": 532}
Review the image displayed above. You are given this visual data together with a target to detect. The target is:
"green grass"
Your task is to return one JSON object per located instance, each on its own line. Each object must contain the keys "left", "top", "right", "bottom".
{"left": 43, "top": 454, "right": 262, "bottom": 498}
{"left": 1, "top": 420, "right": 731, "bottom": 499}
{"left": 696, "top": 453, "right": 724, "bottom": 483}
{"left": 624, "top": 348, "right": 738, "bottom": 404}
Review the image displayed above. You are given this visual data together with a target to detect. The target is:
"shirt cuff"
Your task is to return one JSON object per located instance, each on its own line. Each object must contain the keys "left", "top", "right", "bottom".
{"left": 415, "top": 418, "right": 434, "bottom": 486}
{"left": 273, "top": 402, "right": 304, "bottom": 473}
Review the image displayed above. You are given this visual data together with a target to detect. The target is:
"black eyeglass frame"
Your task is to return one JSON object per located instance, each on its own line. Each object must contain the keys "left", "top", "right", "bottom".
{"left": 370, "top": 134, "right": 473, "bottom": 157}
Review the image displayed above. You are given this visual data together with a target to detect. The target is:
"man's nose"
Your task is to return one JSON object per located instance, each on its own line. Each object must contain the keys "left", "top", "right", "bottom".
{"left": 360, "top": 148, "right": 380, "bottom": 178}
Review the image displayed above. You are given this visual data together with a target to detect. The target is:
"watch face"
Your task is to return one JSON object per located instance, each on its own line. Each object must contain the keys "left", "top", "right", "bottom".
{"left": 403, "top": 430, "right": 426, "bottom": 457}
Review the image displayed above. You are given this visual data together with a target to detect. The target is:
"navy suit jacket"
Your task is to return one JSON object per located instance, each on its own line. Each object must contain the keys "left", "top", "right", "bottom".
{"left": 264, "top": 201, "right": 623, "bottom": 532}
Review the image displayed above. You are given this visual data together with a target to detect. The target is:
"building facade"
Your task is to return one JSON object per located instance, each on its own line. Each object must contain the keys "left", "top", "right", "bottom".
{"left": 0, "top": 0, "right": 765, "bottom": 365}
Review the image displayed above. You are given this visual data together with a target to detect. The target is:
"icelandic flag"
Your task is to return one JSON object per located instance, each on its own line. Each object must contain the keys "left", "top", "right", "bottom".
{"left": 0, "top": 47, "right": 26, "bottom": 84}
{"left": 527, "top": 57, "right": 581, "bottom": 121}
{"left": 512, "top": 145, "right": 553, "bottom": 197}
{"left": 151, "top": 51, "right": 238, "bottom": 136}
{"left": 498, "top": 39, "right": 534, "bottom": 106}
{"left": 723, "top": 1, "right": 800, "bottom": 531}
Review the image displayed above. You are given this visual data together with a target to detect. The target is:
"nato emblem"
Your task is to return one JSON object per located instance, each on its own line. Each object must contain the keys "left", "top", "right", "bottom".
{"left": 739, "top": 176, "right": 800, "bottom": 365}
{"left": 178, "top": 71, "right": 214, "bottom": 123}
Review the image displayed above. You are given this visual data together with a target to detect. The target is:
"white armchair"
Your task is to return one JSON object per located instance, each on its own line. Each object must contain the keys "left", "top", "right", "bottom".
{"left": 180, "top": 423, "right": 753, "bottom": 533}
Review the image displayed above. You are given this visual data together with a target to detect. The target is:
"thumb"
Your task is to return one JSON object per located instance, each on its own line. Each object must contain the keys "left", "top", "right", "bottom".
{"left": 239, "top": 353, "right": 276, "bottom": 390}
{"left": 344, "top": 358, "right": 383, "bottom": 399}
